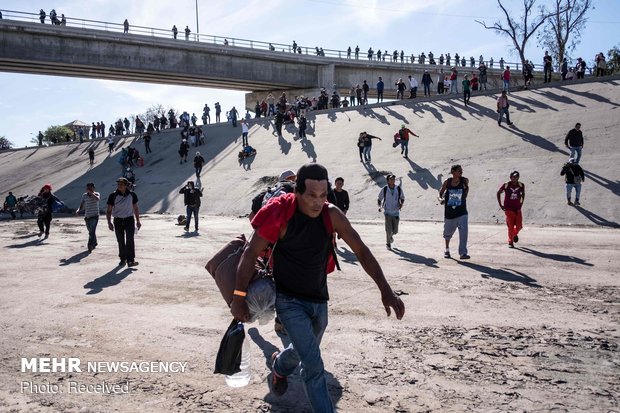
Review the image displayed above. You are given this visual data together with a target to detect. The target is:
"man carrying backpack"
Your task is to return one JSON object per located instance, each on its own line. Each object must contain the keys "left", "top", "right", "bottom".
{"left": 232, "top": 163, "right": 405, "bottom": 412}
{"left": 378, "top": 174, "right": 405, "bottom": 249}
{"left": 496, "top": 171, "right": 525, "bottom": 248}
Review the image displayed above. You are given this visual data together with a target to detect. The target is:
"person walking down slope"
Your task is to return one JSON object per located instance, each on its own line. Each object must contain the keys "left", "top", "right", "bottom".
{"left": 361, "top": 132, "right": 382, "bottom": 163}
{"left": 4, "top": 192, "right": 18, "bottom": 219}
{"left": 561, "top": 158, "right": 585, "bottom": 206}
{"left": 378, "top": 174, "right": 405, "bottom": 249}
{"left": 193, "top": 151, "right": 205, "bottom": 178}
{"left": 241, "top": 120, "right": 249, "bottom": 146}
{"left": 497, "top": 90, "right": 513, "bottom": 126}
{"left": 438, "top": 165, "right": 470, "bottom": 260}
{"left": 395, "top": 125, "right": 419, "bottom": 159}
{"left": 564, "top": 123, "right": 584, "bottom": 164}
{"left": 496, "top": 171, "right": 525, "bottom": 248}
{"left": 179, "top": 139, "right": 189, "bottom": 164}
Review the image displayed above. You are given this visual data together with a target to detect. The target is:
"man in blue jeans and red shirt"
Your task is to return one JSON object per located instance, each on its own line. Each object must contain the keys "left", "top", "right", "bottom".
{"left": 231, "top": 163, "right": 405, "bottom": 413}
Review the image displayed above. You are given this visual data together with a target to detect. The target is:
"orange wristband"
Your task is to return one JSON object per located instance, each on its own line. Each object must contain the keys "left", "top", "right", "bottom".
{"left": 233, "top": 290, "right": 247, "bottom": 297}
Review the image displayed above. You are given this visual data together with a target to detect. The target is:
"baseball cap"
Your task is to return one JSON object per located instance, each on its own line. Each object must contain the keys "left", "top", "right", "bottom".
{"left": 510, "top": 170, "right": 520, "bottom": 177}
{"left": 116, "top": 177, "right": 129, "bottom": 184}
{"left": 386, "top": 173, "right": 396, "bottom": 180}
{"left": 279, "top": 169, "right": 296, "bottom": 181}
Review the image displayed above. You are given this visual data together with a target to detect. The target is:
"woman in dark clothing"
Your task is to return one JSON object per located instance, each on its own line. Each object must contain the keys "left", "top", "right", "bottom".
{"left": 36, "top": 184, "right": 60, "bottom": 238}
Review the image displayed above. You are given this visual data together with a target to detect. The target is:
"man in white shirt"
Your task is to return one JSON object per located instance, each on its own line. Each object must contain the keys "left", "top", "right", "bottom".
{"left": 408, "top": 75, "right": 418, "bottom": 98}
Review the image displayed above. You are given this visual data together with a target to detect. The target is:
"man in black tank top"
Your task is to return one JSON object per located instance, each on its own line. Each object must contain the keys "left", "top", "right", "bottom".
{"left": 232, "top": 163, "right": 405, "bottom": 412}
{"left": 438, "top": 164, "right": 470, "bottom": 259}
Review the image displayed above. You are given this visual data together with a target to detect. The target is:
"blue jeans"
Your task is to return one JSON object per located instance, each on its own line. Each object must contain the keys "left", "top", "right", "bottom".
{"left": 85, "top": 216, "right": 98, "bottom": 249}
{"left": 195, "top": 166, "right": 202, "bottom": 177}
{"left": 400, "top": 140, "right": 409, "bottom": 157}
{"left": 273, "top": 292, "right": 334, "bottom": 413}
{"left": 568, "top": 146, "right": 582, "bottom": 164}
{"left": 566, "top": 183, "right": 582, "bottom": 201}
{"left": 450, "top": 80, "right": 458, "bottom": 94}
{"left": 423, "top": 83, "right": 431, "bottom": 96}
{"left": 363, "top": 146, "right": 372, "bottom": 162}
{"left": 503, "top": 80, "right": 510, "bottom": 92}
{"left": 186, "top": 206, "right": 199, "bottom": 230}
{"left": 498, "top": 107, "right": 511, "bottom": 124}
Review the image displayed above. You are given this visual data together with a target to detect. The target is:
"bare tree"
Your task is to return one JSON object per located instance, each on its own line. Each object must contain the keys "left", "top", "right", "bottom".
{"left": 538, "top": 0, "right": 592, "bottom": 66}
{"left": 476, "top": 0, "right": 569, "bottom": 69}
{"left": 0, "top": 136, "right": 14, "bottom": 150}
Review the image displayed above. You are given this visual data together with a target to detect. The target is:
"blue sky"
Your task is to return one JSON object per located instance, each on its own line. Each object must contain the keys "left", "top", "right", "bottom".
{"left": 1, "top": 0, "right": 618, "bottom": 147}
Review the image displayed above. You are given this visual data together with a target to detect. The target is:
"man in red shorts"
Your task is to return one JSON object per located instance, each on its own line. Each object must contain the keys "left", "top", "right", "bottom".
{"left": 496, "top": 171, "right": 525, "bottom": 248}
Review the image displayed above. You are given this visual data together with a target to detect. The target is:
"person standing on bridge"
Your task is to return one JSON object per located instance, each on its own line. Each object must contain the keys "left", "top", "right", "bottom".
{"left": 123, "top": 19, "right": 129, "bottom": 34}
{"left": 39, "top": 9, "right": 46, "bottom": 24}
{"left": 172, "top": 25, "right": 178, "bottom": 39}
{"left": 422, "top": 70, "right": 433, "bottom": 97}
{"left": 230, "top": 107, "right": 239, "bottom": 127}
{"left": 185, "top": 26, "right": 191, "bottom": 40}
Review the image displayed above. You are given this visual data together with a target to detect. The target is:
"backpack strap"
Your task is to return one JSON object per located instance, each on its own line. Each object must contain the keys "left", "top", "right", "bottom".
{"left": 321, "top": 205, "right": 340, "bottom": 272}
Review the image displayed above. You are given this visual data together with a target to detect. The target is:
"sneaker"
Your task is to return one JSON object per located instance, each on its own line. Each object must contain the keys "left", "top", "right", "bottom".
{"left": 508, "top": 242, "right": 515, "bottom": 248}
{"left": 444, "top": 251, "right": 451, "bottom": 258}
{"left": 38, "top": 231, "right": 43, "bottom": 237}
{"left": 386, "top": 243, "right": 391, "bottom": 249}
{"left": 513, "top": 235, "right": 519, "bottom": 243}
{"left": 127, "top": 261, "right": 139, "bottom": 267}
{"left": 184, "top": 227, "right": 189, "bottom": 231}
{"left": 118, "top": 260, "right": 126, "bottom": 266}
{"left": 270, "top": 352, "right": 288, "bottom": 396}
{"left": 508, "top": 122, "right": 513, "bottom": 125}
{"left": 498, "top": 122, "right": 501, "bottom": 126}
{"left": 567, "top": 200, "right": 574, "bottom": 206}
{"left": 88, "top": 246, "right": 93, "bottom": 253}
{"left": 574, "top": 200, "right": 581, "bottom": 206}
{"left": 459, "top": 254, "right": 471, "bottom": 260}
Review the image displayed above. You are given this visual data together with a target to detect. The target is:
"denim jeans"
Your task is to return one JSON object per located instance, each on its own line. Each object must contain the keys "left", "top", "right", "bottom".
{"left": 400, "top": 140, "right": 409, "bottom": 157}
{"left": 424, "top": 84, "right": 431, "bottom": 96}
{"left": 450, "top": 80, "right": 458, "bottom": 94}
{"left": 186, "top": 206, "right": 199, "bottom": 230}
{"left": 195, "top": 166, "right": 202, "bottom": 177}
{"left": 443, "top": 214, "right": 468, "bottom": 256}
{"left": 85, "top": 216, "right": 98, "bottom": 249}
{"left": 273, "top": 292, "right": 334, "bottom": 413}
{"left": 498, "top": 107, "right": 511, "bottom": 124}
{"left": 503, "top": 80, "right": 510, "bottom": 92}
{"left": 566, "top": 184, "right": 582, "bottom": 201}
{"left": 363, "top": 146, "right": 372, "bottom": 162}
{"left": 568, "top": 146, "right": 582, "bottom": 164}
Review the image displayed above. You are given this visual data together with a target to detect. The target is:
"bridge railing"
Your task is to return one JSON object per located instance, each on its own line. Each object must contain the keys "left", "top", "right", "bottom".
{"left": 1, "top": 8, "right": 548, "bottom": 72}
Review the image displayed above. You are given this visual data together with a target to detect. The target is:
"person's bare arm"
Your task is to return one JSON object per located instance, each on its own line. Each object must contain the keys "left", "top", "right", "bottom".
{"left": 329, "top": 207, "right": 405, "bottom": 319}
{"left": 132, "top": 202, "right": 141, "bottom": 229}
{"left": 106, "top": 205, "right": 114, "bottom": 231}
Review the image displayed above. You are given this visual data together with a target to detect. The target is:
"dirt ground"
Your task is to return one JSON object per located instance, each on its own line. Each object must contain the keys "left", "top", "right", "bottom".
{"left": 0, "top": 214, "right": 618, "bottom": 413}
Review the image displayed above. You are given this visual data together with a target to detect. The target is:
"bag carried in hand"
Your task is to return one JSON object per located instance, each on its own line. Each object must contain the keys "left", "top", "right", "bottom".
{"left": 213, "top": 319, "right": 245, "bottom": 375}
{"left": 205, "top": 235, "right": 264, "bottom": 306}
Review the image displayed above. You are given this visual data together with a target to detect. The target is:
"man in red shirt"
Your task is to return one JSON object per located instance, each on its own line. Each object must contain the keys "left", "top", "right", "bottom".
{"left": 496, "top": 171, "right": 525, "bottom": 248}
{"left": 395, "top": 125, "right": 419, "bottom": 159}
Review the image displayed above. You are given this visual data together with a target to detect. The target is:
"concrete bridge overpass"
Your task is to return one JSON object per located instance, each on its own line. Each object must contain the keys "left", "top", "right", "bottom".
{"left": 0, "top": 15, "right": 532, "bottom": 109}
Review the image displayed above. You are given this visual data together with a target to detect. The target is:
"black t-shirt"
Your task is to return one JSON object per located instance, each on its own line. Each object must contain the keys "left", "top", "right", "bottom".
{"left": 333, "top": 189, "right": 349, "bottom": 212}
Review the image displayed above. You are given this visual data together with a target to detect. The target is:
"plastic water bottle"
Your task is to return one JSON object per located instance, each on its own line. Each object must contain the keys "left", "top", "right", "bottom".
{"left": 225, "top": 337, "right": 251, "bottom": 387}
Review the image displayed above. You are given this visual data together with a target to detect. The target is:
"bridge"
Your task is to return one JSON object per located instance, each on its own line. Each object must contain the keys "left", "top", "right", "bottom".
{"left": 0, "top": 9, "right": 535, "bottom": 108}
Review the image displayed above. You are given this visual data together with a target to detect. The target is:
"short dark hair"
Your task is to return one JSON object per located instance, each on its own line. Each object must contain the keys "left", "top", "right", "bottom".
{"left": 296, "top": 163, "right": 329, "bottom": 194}
{"left": 575, "top": 123, "right": 581, "bottom": 128}
{"left": 86, "top": 183, "right": 95, "bottom": 188}
{"left": 450, "top": 164, "right": 462, "bottom": 173}
{"left": 335, "top": 177, "right": 344, "bottom": 183}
